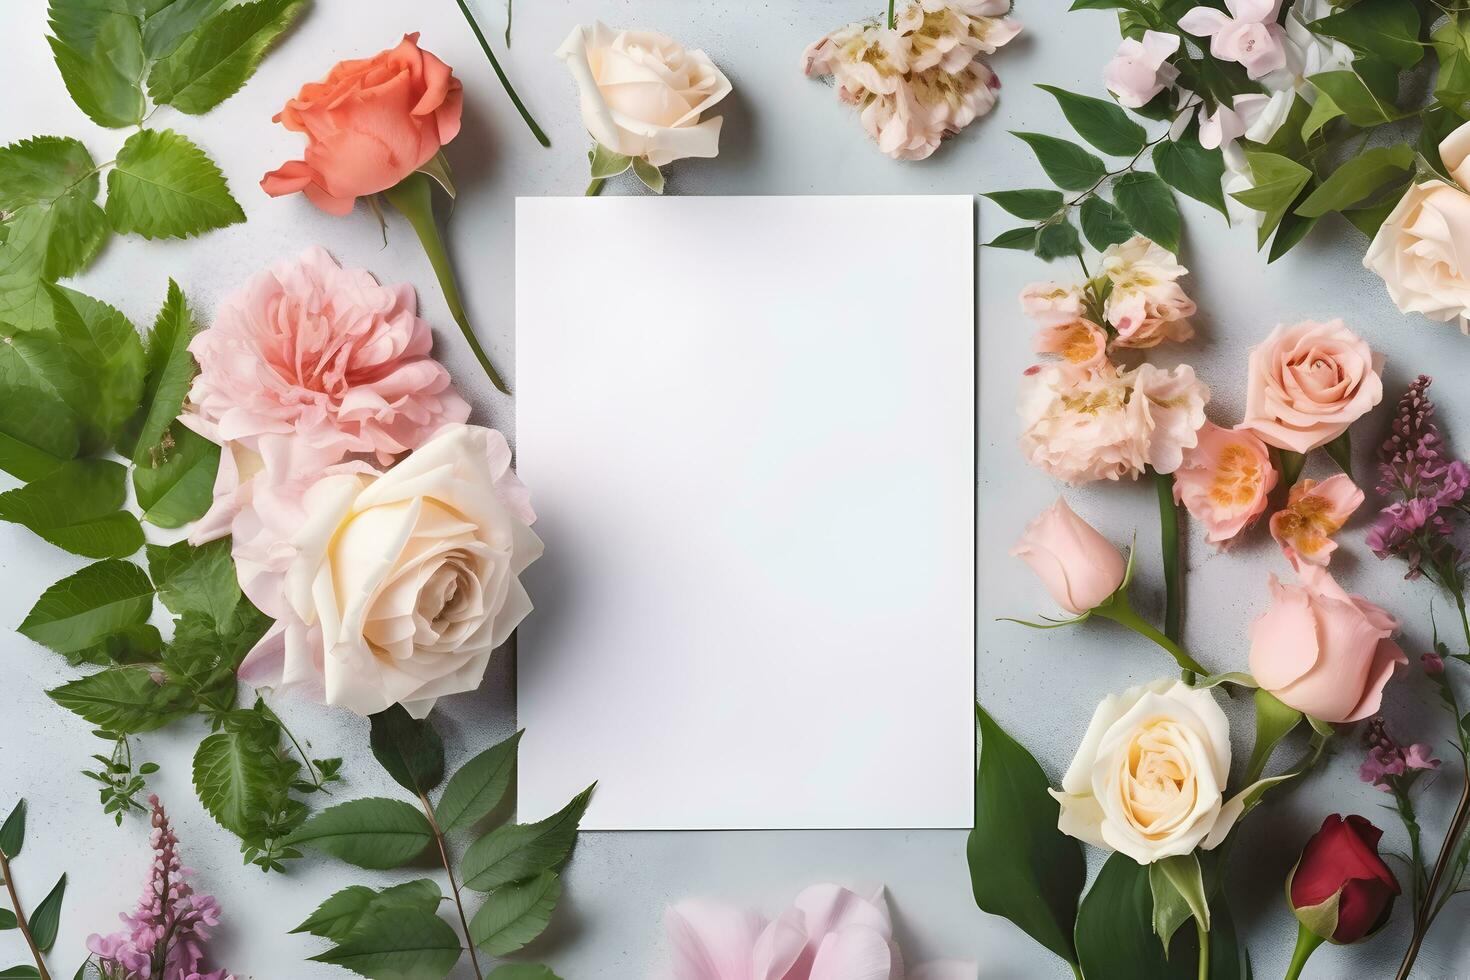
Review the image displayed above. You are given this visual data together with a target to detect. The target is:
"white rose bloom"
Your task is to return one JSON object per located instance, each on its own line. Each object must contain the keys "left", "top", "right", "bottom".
{"left": 1050, "top": 680, "right": 1248, "bottom": 864}
{"left": 557, "top": 21, "right": 732, "bottom": 167}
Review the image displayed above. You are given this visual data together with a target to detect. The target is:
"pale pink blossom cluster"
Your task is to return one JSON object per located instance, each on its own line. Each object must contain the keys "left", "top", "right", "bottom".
{"left": 87, "top": 797, "right": 234, "bottom": 980}
{"left": 1016, "top": 236, "right": 1208, "bottom": 484}
{"left": 803, "top": 0, "right": 1020, "bottom": 160}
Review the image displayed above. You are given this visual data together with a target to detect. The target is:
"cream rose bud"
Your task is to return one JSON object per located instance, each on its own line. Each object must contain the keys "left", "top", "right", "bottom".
{"left": 272, "top": 424, "right": 541, "bottom": 718}
{"left": 1051, "top": 679, "right": 1241, "bottom": 864}
{"left": 1011, "top": 498, "right": 1125, "bottom": 615}
{"left": 557, "top": 21, "right": 732, "bottom": 167}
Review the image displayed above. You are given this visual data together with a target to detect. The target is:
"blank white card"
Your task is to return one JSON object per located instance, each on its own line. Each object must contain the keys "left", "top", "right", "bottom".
{"left": 515, "top": 196, "right": 975, "bottom": 830}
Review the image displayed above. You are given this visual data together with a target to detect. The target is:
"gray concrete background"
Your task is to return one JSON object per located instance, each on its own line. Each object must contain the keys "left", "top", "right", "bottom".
{"left": 1, "top": 0, "right": 1467, "bottom": 977}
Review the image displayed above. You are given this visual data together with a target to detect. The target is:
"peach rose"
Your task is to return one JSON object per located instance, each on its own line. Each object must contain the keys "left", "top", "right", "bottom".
{"left": 1035, "top": 319, "right": 1108, "bottom": 378}
{"left": 1100, "top": 236, "right": 1197, "bottom": 349}
{"left": 1270, "top": 474, "right": 1364, "bottom": 567}
{"left": 1011, "top": 498, "right": 1126, "bottom": 615}
{"left": 262, "top": 34, "right": 462, "bottom": 215}
{"left": 1242, "top": 319, "right": 1384, "bottom": 454}
{"left": 1249, "top": 565, "right": 1406, "bottom": 723}
{"left": 1173, "top": 422, "right": 1278, "bottom": 544}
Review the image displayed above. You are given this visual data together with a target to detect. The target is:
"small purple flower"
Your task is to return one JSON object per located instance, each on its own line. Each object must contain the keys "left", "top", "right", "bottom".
{"left": 1360, "top": 717, "right": 1442, "bottom": 791}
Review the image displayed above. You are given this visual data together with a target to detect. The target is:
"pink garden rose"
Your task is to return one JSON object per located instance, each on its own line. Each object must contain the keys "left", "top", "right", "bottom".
{"left": 1011, "top": 498, "right": 1126, "bottom": 615}
{"left": 1270, "top": 474, "right": 1365, "bottom": 567}
{"left": 1173, "top": 422, "right": 1278, "bottom": 544}
{"left": 1179, "top": 0, "right": 1287, "bottom": 80}
{"left": 1241, "top": 319, "right": 1384, "bottom": 454}
{"left": 185, "top": 247, "right": 469, "bottom": 466}
{"left": 1249, "top": 565, "right": 1406, "bottom": 723}
{"left": 1034, "top": 319, "right": 1108, "bottom": 378}
{"left": 1104, "top": 30, "right": 1179, "bottom": 109}
{"left": 1130, "top": 363, "right": 1210, "bottom": 472}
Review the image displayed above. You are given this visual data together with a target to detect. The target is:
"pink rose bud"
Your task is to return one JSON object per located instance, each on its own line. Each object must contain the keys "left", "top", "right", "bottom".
{"left": 1422, "top": 652, "right": 1445, "bottom": 675}
{"left": 1010, "top": 498, "right": 1125, "bottom": 615}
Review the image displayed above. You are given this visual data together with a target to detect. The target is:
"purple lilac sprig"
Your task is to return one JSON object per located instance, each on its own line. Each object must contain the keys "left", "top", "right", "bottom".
{"left": 1367, "top": 376, "right": 1470, "bottom": 587}
{"left": 87, "top": 796, "right": 234, "bottom": 980}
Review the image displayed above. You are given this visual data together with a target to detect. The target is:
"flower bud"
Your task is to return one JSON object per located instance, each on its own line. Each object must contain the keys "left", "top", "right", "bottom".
{"left": 1288, "top": 814, "right": 1399, "bottom": 945}
{"left": 1010, "top": 498, "right": 1125, "bottom": 615}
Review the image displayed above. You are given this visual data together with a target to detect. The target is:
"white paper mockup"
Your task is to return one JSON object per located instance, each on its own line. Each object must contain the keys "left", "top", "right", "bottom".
{"left": 515, "top": 196, "right": 975, "bottom": 830}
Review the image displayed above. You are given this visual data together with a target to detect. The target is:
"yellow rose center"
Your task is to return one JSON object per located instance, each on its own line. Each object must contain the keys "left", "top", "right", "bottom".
{"left": 1121, "top": 721, "right": 1198, "bottom": 836}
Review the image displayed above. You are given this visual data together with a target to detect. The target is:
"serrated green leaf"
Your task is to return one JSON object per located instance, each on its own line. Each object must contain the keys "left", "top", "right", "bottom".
{"left": 118, "top": 279, "right": 198, "bottom": 460}
{"left": 0, "top": 136, "right": 108, "bottom": 284}
{"left": 47, "top": 6, "right": 146, "bottom": 128}
{"left": 309, "top": 907, "right": 461, "bottom": 980}
{"left": 147, "top": 0, "right": 306, "bottom": 114}
{"left": 48, "top": 666, "right": 188, "bottom": 733}
{"left": 0, "top": 136, "right": 98, "bottom": 212}
{"left": 985, "top": 226, "right": 1038, "bottom": 250}
{"left": 1295, "top": 143, "right": 1413, "bottom": 217}
{"left": 1311, "top": 0, "right": 1421, "bottom": 69}
{"left": 141, "top": 0, "right": 228, "bottom": 59}
{"left": 1234, "top": 150, "right": 1313, "bottom": 245}
{"left": 28, "top": 874, "right": 65, "bottom": 952}
{"left": 1079, "top": 196, "right": 1132, "bottom": 250}
{"left": 436, "top": 730, "right": 521, "bottom": 832}
{"left": 984, "top": 189, "right": 1064, "bottom": 221}
{"left": 1308, "top": 70, "right": 1406, "bottom": 127}
{"left": 1036, "top": 220, "right": 1082, "bottom": 261}
{"left": 0, "top": 459, "right": 142, "bottom": 558}
{"left": 0, "top": 362, "right": 79, "bottom": 481}
{"left": 1014, "top": 132, "right": 1107, "bottom": 191}
{"left": 18, "top": 559, "right": 154, "bottom": 657}
{"left": 285, "top": 798, "right": 434, "bottom": 869}
{"left": 1112, "top": 171, "right": 1179, "bottom": 253}
{"left": 293, "top": 880, "right": 443, "bottom": 942}
{"left": 0, "top": 800, "right": 25, "bottom": 859}
{"left": 461, "top": 785, "right": 594, "bottom": 892}
{"left": 1153, "top": 135, "right": 1228, "bottom": 216}
{"left": 369, "top": 705, "right": 445, "bottom": 796}
{"left": 1038, "top": 85, "right": 1147, "bottom": 156}
{"left": 133, "top": 424, "right": 220, "bottom": 528}
{"left": 193, "top": 724, "right": 277, "bottom": 838}
{"left": 105, "top": 129, "right": 244, "bottom": 240}
{"left": 146, "top": 537, "right": 240, "bottom": 625}
{"left": 469, "top": 871, "right": 561, "bottom": 956}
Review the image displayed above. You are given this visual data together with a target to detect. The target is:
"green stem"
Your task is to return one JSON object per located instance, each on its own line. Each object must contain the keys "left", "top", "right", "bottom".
{"left": 585, "top": 177, "right": 606, "bottom": 196}
{"left": 261, "top": 698, "right": 326, "bottom": 791}
{"left": 0, "top": 849, "right": 51, "bottom": 980}
{"left": 1069, "top": 964, "right": 1083, "bottom": 980}
{"left": 453, "top": 0, "right": 549, "bottom": 147}
{"left": 1155, "top": 470, "right": 1182, "bottom": 645}
{"left": 887, "top": 0, "right": 896, "bottom": 28}
{"left": 1195, "top": 919, "right": 1210, "bottom": 980}
{"left": 383, "top": 173, "right": 511, "bottom": 395}
{"left": 1285, "top": 924, "right": 1324, "bottom": 980}
{"left": 418, "top": 790, "right": 484, "bottom": 980}
{"left": 1094, "top": 597, "right": 1211, "bottom": 677}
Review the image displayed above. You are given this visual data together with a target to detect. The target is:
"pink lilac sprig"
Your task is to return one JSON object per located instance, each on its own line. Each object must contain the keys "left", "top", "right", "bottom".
{"left": 1367, "top": 376, "right": 1470, "bottom": 586}
{"left": 1361, "top": 716, "right": 1442, "bottom": 909}
{"left": 87, "top": 796, "right": 234, "bottom": 980}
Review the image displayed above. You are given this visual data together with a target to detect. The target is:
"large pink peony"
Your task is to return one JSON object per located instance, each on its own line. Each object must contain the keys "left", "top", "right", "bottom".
{"left": 185, "top": 247, "right": 469, "bottom": 465}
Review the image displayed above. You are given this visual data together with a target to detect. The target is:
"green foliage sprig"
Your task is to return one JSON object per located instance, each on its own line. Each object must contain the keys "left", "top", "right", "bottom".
{"left": 0, "top": 800, "right": 67, "bottom": 980}
{"left": 291, "top": 712, "right": 584, "bottom": 980}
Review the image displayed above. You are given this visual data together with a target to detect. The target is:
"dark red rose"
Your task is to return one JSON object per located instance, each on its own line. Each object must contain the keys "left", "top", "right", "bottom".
{"left": 1289, "top": 814, "right": 1400, "bottom": 943}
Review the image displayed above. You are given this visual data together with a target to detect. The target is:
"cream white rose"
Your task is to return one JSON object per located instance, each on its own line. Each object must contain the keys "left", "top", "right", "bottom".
{"left": 556, "top": 21, "right": 732, "bottom": 167}
{"left": 1050, "top": 679, "right": 1245, "bottom": 864}
{"left": 239, "top": 424, "right": 543, "bottom": 718}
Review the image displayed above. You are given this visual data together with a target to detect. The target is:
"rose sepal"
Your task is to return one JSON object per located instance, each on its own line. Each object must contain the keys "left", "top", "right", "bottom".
{"left": 585, "top": 144, "right": 666, "bottom": 196}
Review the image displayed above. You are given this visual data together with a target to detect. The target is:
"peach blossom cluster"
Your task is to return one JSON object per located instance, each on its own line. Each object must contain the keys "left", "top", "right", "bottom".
{"left": 802, "top": 0, "right": 1020, "bottom": 160}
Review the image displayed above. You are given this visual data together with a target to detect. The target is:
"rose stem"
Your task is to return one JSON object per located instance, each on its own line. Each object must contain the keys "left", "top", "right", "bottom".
{"left": 1154, "top": 469, "right": 1183, "bottom": 646}
{"left": 262, "top": 698, "right": 326, "bottom": 791}
{"left": 585, "top": 177, "right": 606, "bottom": 197}
{"left": 453, "top": 0, "right": 550, "bottom": 147}
{"left": 887, "top": 0, "right": 896, "bottom": 29}
{"left": 1284, "top": 924, "right": 1323, "bottom": 980}
{"left": 0, "top": 849, "right": 52, "bottom": 980}
{"left": 417, "top": 789, "right": 484, "bottom": 980}
{"left": 1195, "top": 919, "right": 1210, "bottom": 980}
{"left": 383, "top": 173, "right": 512, "bottom": 396}
{"left": 1094, "top": 599, "right": 1210, "bottom": 677}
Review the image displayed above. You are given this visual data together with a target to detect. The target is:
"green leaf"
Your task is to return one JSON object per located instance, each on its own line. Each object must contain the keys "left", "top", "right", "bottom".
{"left": 1308, "top": 70, "right": 1406, "bottom": 127}
{"left": 1153, "top": 135, "right": 1228, "bottom": 216}
{"left": 1079, "top": 196, "right": 1132, "bottom": 250}
{"left": 285, "top": 798, "right": 434, "bottom": 870}
{"left": 1325, "top": 429, "right": 1353, "bottom": 477}
{"left": 133, "top": 425, "right": 220, "bottom": 528}
{"left": 0, "top": 136, "right": 108, "bottom": 283}
{"left": 47, "top": 5, "right": 146, "bottom": 128}
{"left": 461, "top": 785, "right": 595, "bottom": 892}
{"left": 1268, "top": 208, "right": 1318, "bottom": 262}
{"left": 436, "top": 730, "right": 521, "bottom": 833}
{"left": 0, "top": 909, "right": 15, "bottom": 930}
{"left": 470, "top": 871, "right": 561, "bottom": 956}
{"left": 146, "top": 537, "right": 240, "bottom": 625}
{"left": 589, "top": 144, "right": 632, "bottom": 179}
{"left": 293, "top": 880, "right": 443, "bottom": 942}
{"left": 147, "top": 0, "right": 306, "bottom": 113}
{"left": 1344, "top": 197, "right": 1398, "bottom": 238}
{"left": 28, "top": 874, "right": 65, "bottom": 953}
{"left": 118, "top": 279, "right": 198, "bottom": 460}
{"left": 0, "top": 341, "right": 80, "bottom": 481}
{"left": 140, "top": 0, "right": 229, "bottom": 59}
{"left": 631, "top": 158, "right": 665, "bottom": 194}
{"left": 1295, "top": 143, "right": 1413, "bottom": 217}
{"left": 193, "top": 724, "right": 278, "bottom": 839}
{"left": 0, "top": 969, "right": 40, "bottom": 979}
{"left": 1038, "top": 85, "right": 1147, "bottom": 156}
{"left": 488, "top": 968, "right": 561, "bottom": 980}
{"left": 1013, "top": 132, "right": 1107, "bottom": 191}
{"left": 0, "top": 459, "right": 143, "bottom": 558}
{"left": 0, "top": 800, "right": 25, "bottom": 859}
{"left": 1245, "top": 689, "right": 1303, "bottom": 784}
{"left": 369, "top": 705, "right": 446, "bottom": 796}
{"left": 1149, "top": 853, "right": 1210, "bottom": 951}
{"left": 985, "top": 189, "right": 1065, "bottom": 221}
{"left": 1432, "top": 16, "right": 1470, "bottom": 104}
{"left": 985, "top": 226, "right": 1039, "bottom": 250}
{"left": 1076, "top": 853, "right": 1191, "bottom": 979}
{"left": 18, "top": 559, "right": 154, "bottom": 657}
{"left": 48, "top": 666, "right": 188, "bottom": 733}
{"left": 310, "top": 908, "right": 462, "bottom": 980}
{"left": 1036, "top": 220, "right": 1082, "bottom": 261}
{"left": 1234, "top": 151, "right": 1313, "bottom": 246}
{"left": 969, "top": 705, "right": 1083, "bottom": 965}
{"left": 1113, "top": 171, "right": 1180, "bottom": 253}
{"left": 105, "top": 129, "right": 244, "bottom": 240}
{"left": 1311, "top": 0, "right": 1421, "bottom": 69}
